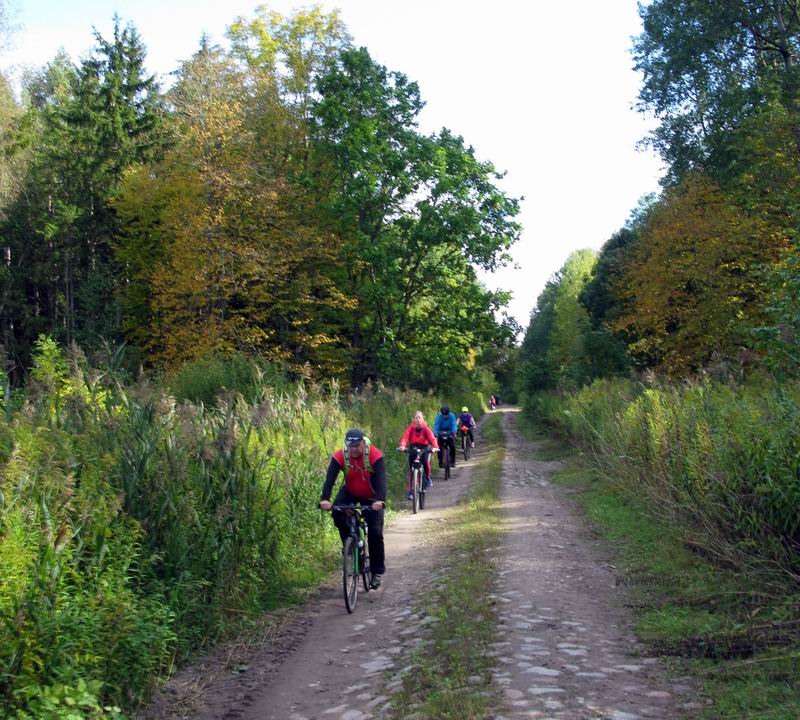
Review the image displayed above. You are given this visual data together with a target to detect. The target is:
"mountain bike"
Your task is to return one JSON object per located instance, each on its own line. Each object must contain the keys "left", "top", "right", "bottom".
{"left": 438, "top": 432, "right": 453, "bottom": 480}
{"left": 332, "top": 504, "right": 372, "bottom": 613}
{"left": 460, "top": 424, "right": 472, "bottom": 461}
{"left": 400, "top": 446, "right": 433, "bottom": 513}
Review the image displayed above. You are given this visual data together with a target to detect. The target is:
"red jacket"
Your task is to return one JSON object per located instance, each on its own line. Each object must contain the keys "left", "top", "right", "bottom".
{"left": 329, "top": 445, "right": 385, "bottom": 498}
{"left": 399, "top": 422, "right": 439, "bottom": 449}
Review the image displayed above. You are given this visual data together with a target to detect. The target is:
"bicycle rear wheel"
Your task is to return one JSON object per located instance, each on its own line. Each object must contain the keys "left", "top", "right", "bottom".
{"left": 343, "top": 536, "right": 358, "bottom": 613}
{"left": 419, "top": 483, "right": 426, "bottom": 509}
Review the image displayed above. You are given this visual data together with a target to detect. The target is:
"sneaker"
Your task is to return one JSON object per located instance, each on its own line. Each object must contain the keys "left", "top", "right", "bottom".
{"left": 370, "top": 573, "right": 383, "bottom": 590}
{"left": 424, "top": 478, "right": 433, "bottom": 488}
{"left": 406, "top": 492, "right": 414, "bottom": 500}
{"left": 471, "top": 442, "right": 475, "bottom": 448}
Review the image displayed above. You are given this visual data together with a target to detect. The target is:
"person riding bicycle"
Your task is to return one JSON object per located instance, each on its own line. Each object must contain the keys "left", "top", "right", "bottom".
{"left": 319, "top": 428, "right": 386, "bottom": 589}
{"left": 399, "top": 411, "right": 438, "bottom": 497}
{"left": 457, "top": 406, "right": 476, "bottom": 448}
{"left": 433, "top": 405, "right": 458, "bottom": 469}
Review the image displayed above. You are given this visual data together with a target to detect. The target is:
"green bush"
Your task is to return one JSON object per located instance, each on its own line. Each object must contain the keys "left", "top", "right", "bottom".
{"left": 531, "top": 377, "right": 800, "bottom": 578}
{"left": 168, "top": 353, "right": 287, "bottom": 407}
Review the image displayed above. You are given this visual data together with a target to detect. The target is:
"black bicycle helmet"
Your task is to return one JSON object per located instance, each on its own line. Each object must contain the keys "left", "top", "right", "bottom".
{"left": 441, "top": 405, "right": 449, "bottom": 414}
{"left": 345, "top": 428, "right": 365, "bottom": 445}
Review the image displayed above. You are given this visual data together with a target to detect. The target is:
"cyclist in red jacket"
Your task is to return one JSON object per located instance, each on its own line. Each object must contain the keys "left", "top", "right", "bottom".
{"left": 399, "top": 410, "right": 439, "bottom": 498}
{"left": 319, "top": 428, "right": 387, "bottom": 589}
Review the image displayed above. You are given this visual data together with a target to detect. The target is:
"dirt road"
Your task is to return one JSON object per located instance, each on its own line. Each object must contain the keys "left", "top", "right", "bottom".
{"left": 143, "top": 409, "right": 699, "bottom": 719}
{"left": 491, "top": 408, "right": 699, "bottom": 719}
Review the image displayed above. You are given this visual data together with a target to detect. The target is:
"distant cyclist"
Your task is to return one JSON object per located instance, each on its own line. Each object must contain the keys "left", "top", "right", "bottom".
{"left": 433, "top": 405, "right": 458, "bottom": 469}
{"left": 399, "top": 411, "right": 438, "bottom": 496}
{"left": 458, "top": 406, "right": 476, "bottom": 448}
{"left": 489, "top": 394, "right": 496, "bottom": 411}
{"left": 319, "top": 428, "right": 386, "bottom": 589}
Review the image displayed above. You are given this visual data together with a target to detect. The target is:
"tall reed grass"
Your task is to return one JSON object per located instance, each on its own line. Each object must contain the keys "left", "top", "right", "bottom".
{"left": 0, "top": 343, "right": 489, "bottom": 718}
{"left": 529, "top": 378, "right": 800, "bottom": 585}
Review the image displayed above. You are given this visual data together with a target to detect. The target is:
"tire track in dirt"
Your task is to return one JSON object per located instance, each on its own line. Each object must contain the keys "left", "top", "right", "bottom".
{"left": 491, "top": 408, "right": 701, "bottom": 719}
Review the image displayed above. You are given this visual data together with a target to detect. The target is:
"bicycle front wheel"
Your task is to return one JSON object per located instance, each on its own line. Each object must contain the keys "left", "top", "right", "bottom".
{"left": 343, "top": 537, "right": 359, "bottom": 613}
{"left": 444, "top": 449, "right": 450, "bottom": 480}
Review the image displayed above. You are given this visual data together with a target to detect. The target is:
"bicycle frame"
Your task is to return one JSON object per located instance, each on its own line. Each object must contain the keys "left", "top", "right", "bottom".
{"left": 401, "top": 446, "right": 433, "bottom": 513}
{"left": 460, "top": 426, "right": 471, "bottom": 461}
{"left": 332, "top": 503, "right": 372, "bottom": 612}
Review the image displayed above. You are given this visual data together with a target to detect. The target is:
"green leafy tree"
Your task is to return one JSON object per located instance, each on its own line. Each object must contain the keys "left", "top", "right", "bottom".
{"left": 546, "top": 249, "right": 596, "bottom": 388}
{"left": 578, "top": 200, "right": 658, "bottom": 377}
{"left": 309, "top": 47, "right": 521, "bottom": 385}
{"left": 0, "top": 19, "right": 164, "bottom": 370}
{"left": 635, "top": 0, "right": 800, "bottom": 183}
{"left": 518, "top": 250, "right": 597, "bottom": 395}
{"left": 612, "top": 174, "right": 788, "bottom": 376}
{"left": 518, "top": 280, "right": 559, "bottom": 395}
{"left": 115, "top": 30, "right": 352, "bottom": 375}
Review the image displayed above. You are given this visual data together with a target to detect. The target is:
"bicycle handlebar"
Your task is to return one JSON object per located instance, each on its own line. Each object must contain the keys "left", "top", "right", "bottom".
{"left": 329, "top": 502, "right": 383, "bottom": 512}
{"left": 397, "top": 447, "right": 436, "bottom": 454}
{"left": 331, "top": 503, "right": 362, "bottom": 512}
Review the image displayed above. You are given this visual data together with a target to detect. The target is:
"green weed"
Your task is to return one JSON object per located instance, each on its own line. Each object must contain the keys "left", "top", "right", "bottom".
{"left": 389, "top": 413, "right": 504, "bottom": 719}
{"left": 533, "top": 414, "right": 800, "bottom": 720}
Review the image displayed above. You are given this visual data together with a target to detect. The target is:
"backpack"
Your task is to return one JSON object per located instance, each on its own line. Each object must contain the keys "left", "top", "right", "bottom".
{"left": 343, "top": 437, "right": 373, "bottom": 474}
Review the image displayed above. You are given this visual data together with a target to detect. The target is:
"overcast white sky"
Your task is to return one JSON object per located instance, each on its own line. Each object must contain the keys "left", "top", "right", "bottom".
{"left": 3, "top": 0, "right": 663, "bottom": 329}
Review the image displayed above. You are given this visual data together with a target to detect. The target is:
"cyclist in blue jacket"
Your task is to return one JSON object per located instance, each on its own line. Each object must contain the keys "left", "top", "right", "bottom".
{"left": 433, "top": 405, "right": 458, "bottom": 469}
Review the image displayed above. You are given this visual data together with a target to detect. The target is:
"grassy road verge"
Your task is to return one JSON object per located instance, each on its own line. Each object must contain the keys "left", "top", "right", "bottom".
{"left": 388, "top": 414, "right": 505, "bottom": 720}
{"left": 521, "top": 421, "right": 800, "bottom": 720}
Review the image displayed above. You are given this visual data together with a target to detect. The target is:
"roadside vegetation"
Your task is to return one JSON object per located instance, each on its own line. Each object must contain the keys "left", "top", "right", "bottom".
{"left": 522, "top": 410, "right": 800, "bottom": 720}
{"left": 0, "top": 341, "right": 489, "bottom": 719}
{"left": 388, "top": 413, "right": 504, "bottom": 720}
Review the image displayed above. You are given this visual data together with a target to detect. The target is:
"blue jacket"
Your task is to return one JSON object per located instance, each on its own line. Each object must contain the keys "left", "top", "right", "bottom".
{"left": 434, "top": 412, "right": 458, "bottom": 435}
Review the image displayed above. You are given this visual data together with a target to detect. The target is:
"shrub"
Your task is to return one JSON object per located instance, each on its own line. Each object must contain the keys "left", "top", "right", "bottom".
{"left": 531, "top": 377, "right": 800, "bottom": 581}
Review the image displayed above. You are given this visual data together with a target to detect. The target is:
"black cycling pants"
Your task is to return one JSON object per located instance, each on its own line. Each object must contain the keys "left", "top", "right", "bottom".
{"left": 437, "top": 435, "right": 456, "bottom": 466}
{"left": 331, "top": 487, "right": 385, "bottom": 575}
{"left": 406, "top": 445, "right": 432, "bottom": 487}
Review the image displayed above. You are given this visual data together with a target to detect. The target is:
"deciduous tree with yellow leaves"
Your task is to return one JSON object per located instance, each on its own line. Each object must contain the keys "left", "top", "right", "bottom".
{"left": 612, "top": 174, "right": 789, "bottom": 376}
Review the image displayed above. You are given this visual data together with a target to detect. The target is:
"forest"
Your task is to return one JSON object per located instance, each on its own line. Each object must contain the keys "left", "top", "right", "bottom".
{"left": 0, "top": 4, "right": 511, "bottom": 717}
{"left": 0, "top": 4, "right": 519, "bottom": 389}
